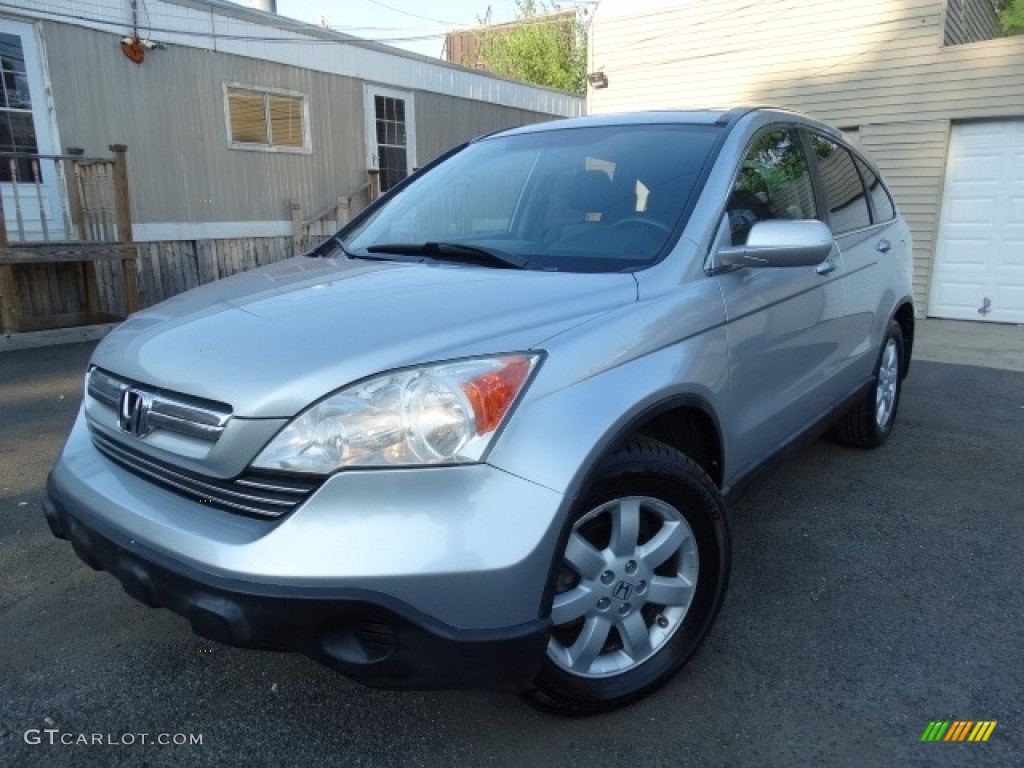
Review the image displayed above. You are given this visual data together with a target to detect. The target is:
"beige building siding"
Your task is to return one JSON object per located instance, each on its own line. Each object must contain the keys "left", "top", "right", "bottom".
{"left": 859, "top": 122, "right": 951, "bottom": 308}
{"left": 588, "top": 0, "right": 1024, "bottom": 315}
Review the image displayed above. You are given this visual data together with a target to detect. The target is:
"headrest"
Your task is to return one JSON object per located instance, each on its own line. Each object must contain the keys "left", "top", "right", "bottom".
{"left": 567, "top": 169, "right": 614, "bottom": 214}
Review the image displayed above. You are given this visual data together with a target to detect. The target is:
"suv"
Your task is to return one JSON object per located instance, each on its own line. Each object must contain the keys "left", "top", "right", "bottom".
{"left": 45, "top": 108, "right": 914, "bottom": 715}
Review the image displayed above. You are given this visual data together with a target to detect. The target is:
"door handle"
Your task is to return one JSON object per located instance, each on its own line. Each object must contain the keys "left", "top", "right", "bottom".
{"left": 816, "top": 258, "right": 837, "bottom": 276}
{"left": 877, "top": 239, "right": 891, "bottom": 253}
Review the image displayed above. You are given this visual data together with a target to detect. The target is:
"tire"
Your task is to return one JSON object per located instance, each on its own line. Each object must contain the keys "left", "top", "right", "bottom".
{"left": 833, "top": 320, "right": 904, "bottom": 449}
{"left": 524, "top": 437, "right": 731, "bottom": 716}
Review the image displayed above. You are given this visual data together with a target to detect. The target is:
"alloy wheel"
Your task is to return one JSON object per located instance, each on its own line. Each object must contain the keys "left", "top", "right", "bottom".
{"left": 548, "top": 496, "right": 699, "bottom": 678}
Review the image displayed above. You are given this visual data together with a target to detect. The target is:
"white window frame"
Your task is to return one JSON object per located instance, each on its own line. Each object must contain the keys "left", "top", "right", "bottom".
{"left": 363, "top": 84, "right": 417, "bottom": 179}
{"left": 223, "top": 82, "right": 311, "bottom": 154}
{"left": 0, "top": 18, "right": 66, "bottom": 240}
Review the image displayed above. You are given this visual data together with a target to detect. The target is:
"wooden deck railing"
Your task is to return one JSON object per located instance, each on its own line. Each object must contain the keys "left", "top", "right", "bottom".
{"left": 291, "top": 178, "right": 375, "bottom": 255}
{"left": 0, "top": 146, "right": 139, "bottom": 334}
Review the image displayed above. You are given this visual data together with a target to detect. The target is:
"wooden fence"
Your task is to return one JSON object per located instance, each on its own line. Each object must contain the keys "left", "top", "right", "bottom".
{"left": 136, "top": 173, "right": 378, "bottom": 307}
{"left": 2, "top": 166, "right": 384, "bottom": 334}
{"left": 134, "top": 237, "right": 293, "bottom": 308}
{"left": 291, "top": 175, "right": 377, "bottom": 254}
{"left": 0, "top": 147, "right": 139, "bottom": 334}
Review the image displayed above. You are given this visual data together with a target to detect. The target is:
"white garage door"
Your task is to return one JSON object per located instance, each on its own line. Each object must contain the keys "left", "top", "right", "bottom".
{"left": 929, "top": 121, "right": 1024, "bottom": 323}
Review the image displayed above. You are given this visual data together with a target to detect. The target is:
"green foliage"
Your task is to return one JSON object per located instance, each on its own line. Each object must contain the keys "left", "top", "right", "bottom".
{"left": 998, "top": 0, "right": 1024, "bottom": 34}
{"left": 474, "top": 0, "right": 586, "bottom": 94}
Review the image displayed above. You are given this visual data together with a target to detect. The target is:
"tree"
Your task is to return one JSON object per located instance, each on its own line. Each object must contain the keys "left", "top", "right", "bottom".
{"left": 997, "top": 0, "right": 1024, "bottom": 34}
{"left": 474, "top": 1, "right": 586, "bottom": 95}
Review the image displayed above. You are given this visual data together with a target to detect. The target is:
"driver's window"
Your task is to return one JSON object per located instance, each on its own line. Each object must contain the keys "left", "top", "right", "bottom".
{"left": 727, "top": 127, "right": 817, "bottom": 245}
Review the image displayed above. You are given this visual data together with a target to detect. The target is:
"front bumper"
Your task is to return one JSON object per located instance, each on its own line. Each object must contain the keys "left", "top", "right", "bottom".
{"left": 44, "top": 408, "right": 569, "bottom": 690}
{"left": 44, "top": 480, "right": 549, "bottom": 691}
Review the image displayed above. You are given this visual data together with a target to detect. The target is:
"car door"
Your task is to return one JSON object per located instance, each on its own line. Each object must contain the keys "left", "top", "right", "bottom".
{"left": 805, "top": 131, "right": 906, "bottom": 392}
{"left": 716, "top": 125, "right": 848, "bottom": 477}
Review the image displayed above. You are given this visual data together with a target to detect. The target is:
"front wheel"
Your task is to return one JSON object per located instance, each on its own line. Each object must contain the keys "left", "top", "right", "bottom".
{"left": 834, "top": 320, "right": 905, "bottom": 449}
{"left": 524, "top": 437, "right": 731, "bottom": 716}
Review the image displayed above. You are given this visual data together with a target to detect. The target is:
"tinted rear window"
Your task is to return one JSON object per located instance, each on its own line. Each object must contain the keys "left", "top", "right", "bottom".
{"left": 810, "top": 134, "right": 871, "bottom": 234}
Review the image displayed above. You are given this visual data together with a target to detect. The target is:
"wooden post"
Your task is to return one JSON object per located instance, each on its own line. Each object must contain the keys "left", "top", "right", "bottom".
{"left": 338, "top": 196, "right": 351, "bottom": 229}
{"left": 368, "top": 170, "right": 381, "bottom": 202}
{"left": 0, "top": 191, "right": 18, "bottom": 333}
{"left": 109, "top": 144, "right": 139, "bottom": 316}
{"left": 65, "top": 148, "right": 86, "bottom": 241}
{"left": 0, "top": 188, "right": 8, "bottom": 248}
{"left": 65, "top": 150, "right": 101, "bottom": 321}
{"left": 109, "top": 145, "right": 132, "bottom": 242}
{"left": 291, "top": 201, "right": 303, "bottom": 256}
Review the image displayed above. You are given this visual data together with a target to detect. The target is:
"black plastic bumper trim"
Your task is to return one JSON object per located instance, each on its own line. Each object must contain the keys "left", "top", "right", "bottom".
{"left": 44, "top": 474, "right": 549, "bottom": 691}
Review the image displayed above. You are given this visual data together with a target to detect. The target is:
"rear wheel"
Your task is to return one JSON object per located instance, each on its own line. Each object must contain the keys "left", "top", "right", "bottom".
{"left": 524, "top": 437, "right": 730, "bottom": 716}
{"left": 834, "top": 320, "right": 904, "bottom": 449}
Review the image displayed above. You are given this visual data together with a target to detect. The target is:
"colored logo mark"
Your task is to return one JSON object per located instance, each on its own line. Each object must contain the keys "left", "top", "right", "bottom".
{"left": 921, "top": 721, "right": 997, "bottom": 742}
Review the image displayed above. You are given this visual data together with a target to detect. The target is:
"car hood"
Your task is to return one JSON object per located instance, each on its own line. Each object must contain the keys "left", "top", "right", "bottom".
{"left": 91, "top": 256, "right": 638, "bottom": 417}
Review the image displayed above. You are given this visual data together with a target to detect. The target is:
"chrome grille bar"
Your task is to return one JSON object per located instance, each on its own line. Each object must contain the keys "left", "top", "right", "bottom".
{"left": 91, "top": 430, "right": 320, "bottom": 519}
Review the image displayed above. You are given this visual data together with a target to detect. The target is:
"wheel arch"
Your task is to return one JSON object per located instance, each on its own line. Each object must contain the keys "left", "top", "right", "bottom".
{"left": 893, "top": 300, "right": 915, "bottom": 377}
{"left": 539, "top": 393, "right": 726, "bottom": 618}
{"left": 626, "top": 400, "right": 724, "bottom": 489}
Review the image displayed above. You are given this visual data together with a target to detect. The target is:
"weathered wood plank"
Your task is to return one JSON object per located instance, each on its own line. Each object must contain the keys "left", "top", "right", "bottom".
{"left": 15, "top": 311, "right": 119, "bottom": 333}
{"left": 110, "top": 145, "right": 133, "bottom": 244}
{"left": 80, "top": 262, "right": 101, "bottom": 320}
{"left": 122, "top": 253, "right": 140, "bottom": 315}
{"left": 0, "top": 264, "right": 20, "bottom": 332}
{"left": 196, "top": 239, "right": 219, "bottom": 284}
{"left": 0, "top": 243, "right": 140, "bottom": 264}
{"left": 147, "top": 243, "right": 164, "bottom": 306}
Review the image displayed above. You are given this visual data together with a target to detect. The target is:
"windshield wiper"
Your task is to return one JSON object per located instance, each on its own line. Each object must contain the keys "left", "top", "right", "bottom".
{"left": 365, "top": 242, "right": 529, "bottom": 269}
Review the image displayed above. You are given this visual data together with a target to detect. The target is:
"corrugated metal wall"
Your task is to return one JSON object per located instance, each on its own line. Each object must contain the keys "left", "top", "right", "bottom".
{"left": 41, "top": 21, "right": 562, "bottom": 233}
{"left": 589, "top": 0, "right": 1024, "bottom": 315}
{"left": 415, "top": 92, "right": 554, "bottom": 164}
{"left": 43, "top": 21, "right": 363, "bottom": 228}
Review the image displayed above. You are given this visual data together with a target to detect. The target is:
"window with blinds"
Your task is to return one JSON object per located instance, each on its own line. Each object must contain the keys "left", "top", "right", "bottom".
{"left": 225, "top": 85, "right": 308, "bottom": 151}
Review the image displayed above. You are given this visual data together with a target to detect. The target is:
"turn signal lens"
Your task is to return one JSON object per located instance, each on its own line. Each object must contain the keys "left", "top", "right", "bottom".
{"left": 462, "top": 356, "right": 534, "bottom": 434}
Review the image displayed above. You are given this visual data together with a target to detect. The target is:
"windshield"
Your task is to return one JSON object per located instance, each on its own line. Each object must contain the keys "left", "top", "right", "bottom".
{"left": 343, "top": 123, "right": 722, "bottom": 272}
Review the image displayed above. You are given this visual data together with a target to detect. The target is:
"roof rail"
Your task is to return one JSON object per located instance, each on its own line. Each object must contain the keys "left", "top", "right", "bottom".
{"left": 715, "top": 105, "right": 816, "bottom": 126}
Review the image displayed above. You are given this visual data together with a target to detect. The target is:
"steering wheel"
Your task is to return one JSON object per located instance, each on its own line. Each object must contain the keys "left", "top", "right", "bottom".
{"left": 611, "top": 216, "right": 673, "bottom": 235}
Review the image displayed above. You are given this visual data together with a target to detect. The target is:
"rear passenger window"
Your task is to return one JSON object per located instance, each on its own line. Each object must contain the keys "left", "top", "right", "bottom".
{"left": 810, "top": 135, "right": 871, "bottom": 234}
{"left": 854, "top": 156, "right": 896, "bottom": 223}
{"left": 727, "top": 127, "right": 818, "bottom": 245}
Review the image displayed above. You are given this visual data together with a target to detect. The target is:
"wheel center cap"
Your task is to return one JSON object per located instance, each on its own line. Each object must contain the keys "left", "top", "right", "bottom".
{"left": 612, "top": 580, "right": 634, "bottom": 601}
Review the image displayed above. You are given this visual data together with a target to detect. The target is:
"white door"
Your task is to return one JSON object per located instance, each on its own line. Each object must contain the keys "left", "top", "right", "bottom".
{"left": 363, "top": 85, "right": 416, "bottom": 195}
{"left": 0, "top": 18, "right": 65, "bottom": 242}
{"left": 929, "top": 121, "right": 1024, "bottom": 323}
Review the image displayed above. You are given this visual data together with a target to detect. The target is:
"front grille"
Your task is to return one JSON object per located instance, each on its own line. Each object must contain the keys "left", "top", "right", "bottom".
{"left": 88, "top": 368, "right": 231, "bottom": 443}
{"left": 91, "top": 430, "right": 322, "bottom": 519}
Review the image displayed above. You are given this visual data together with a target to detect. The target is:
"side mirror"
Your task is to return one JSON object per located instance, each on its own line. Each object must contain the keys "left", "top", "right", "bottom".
{"left": 717, "top": 219, "right": 834, "bottom": 269}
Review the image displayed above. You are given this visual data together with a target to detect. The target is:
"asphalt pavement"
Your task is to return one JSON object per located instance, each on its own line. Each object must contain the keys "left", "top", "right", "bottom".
{"left": 1, "top": 325, "right": 1022, "bottom": 768}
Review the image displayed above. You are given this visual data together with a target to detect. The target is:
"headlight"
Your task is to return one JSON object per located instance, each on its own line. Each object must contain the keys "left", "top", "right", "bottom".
{"left": 251, "top": 354, "right": 540, "bottom": 473}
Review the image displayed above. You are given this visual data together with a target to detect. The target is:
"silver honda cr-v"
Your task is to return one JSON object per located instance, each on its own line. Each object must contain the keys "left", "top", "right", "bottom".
{"left": 45, "top": 108, "right": 914, "bottom": 715}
